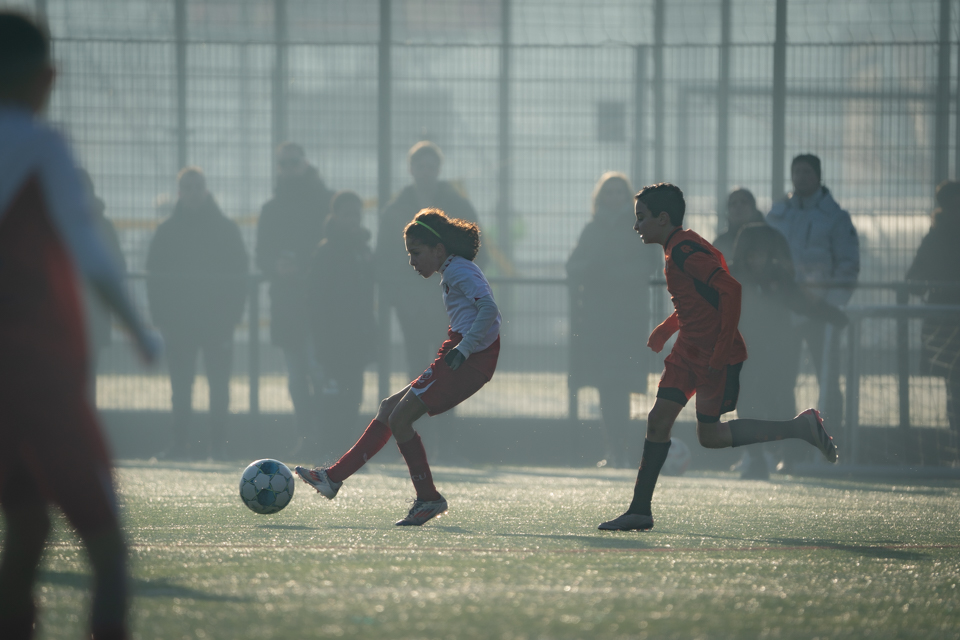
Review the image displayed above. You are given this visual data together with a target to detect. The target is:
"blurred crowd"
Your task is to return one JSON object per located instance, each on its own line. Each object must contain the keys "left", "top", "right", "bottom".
{"left": 84, "top": 146, "right": 959, "bottom": 470}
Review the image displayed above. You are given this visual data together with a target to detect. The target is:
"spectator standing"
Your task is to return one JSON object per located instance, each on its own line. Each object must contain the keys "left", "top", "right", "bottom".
{"left": 256, "top": 143, "right": 334, "bottom": 452}
{"left": 767, "top": 154, "right": 859, "bottom": 434}
{"left": 906, "top": 180, "right": 960, "bottom": 436}
{"left": 309, "top": 191, "right": 376, "bottom": 457}
{"left": 147, "top": 168, "right": 249, "bottom": 459}
{"left": 716, "top": 188, "right": 794, "bottom": 479}
{"left": 377, "top": 141, "right": 484, "bottom": 380}
{"left": 567, "top": 172, "right": 659, "bottom": 467}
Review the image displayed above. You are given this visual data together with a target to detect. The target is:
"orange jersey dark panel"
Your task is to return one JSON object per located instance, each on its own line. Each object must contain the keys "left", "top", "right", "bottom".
{"left": 663, "top": 227, "right": 747, "bottom": 368}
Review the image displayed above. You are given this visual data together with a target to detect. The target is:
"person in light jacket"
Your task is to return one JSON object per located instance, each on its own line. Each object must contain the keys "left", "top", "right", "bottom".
{"left": 767, "top": 153, "right": 859, "bottom": 440}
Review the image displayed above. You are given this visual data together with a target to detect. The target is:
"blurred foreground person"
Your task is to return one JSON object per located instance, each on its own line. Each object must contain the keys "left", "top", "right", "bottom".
{"left": 767, "top": 154, "right": 859, "bottom": 432}
{"left": 717, "top": 188, "right": 848, "bottom": 479}
{"left": 599, "top": 184, "right": 837, "bottom": 532}
{"left": 147, "top": 167, "right": 248, "bottom": 460}
{"left": 567, "top": 172, "right": 659, "bottom": 467}
{"left": 257, "top": 142, "right": 334, "bottom": 452}
{"left": 0, "top": 12, "right": 160, "bottom": 639}
{"left": 907, "top": 180, "right": 960, "bottom": 436}
{"left": 377, "top": 141, "right": 484, "bottom": 379}
{"left": 309, "top": 191, "right": 376, "bottom": 456}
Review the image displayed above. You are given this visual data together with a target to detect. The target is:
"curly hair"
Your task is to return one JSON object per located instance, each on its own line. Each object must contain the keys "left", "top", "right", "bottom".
{"left": 403, "top": 208, "right": 481, "bottom": 261}
{"left": 636, "top": 182, "right": 686, "bottom": 227}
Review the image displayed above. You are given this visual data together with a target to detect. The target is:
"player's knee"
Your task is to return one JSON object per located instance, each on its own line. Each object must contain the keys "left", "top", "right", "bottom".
{"left": 696, "top": 422, "right": 725, "bottom": 448}
{"left": 645, "top": 410, "right": 672, "bottom": 441}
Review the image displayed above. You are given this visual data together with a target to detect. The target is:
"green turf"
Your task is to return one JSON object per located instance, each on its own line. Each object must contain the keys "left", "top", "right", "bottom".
{"left": 13, "top": 460, "right": 960, "bottom": 639}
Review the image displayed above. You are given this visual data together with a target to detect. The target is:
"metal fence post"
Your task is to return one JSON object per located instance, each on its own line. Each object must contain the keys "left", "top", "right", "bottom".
{"left": 271, "top": 0, "right": 288, "bottom": 156}
{"left": 653, "top": 0, "right": 665, "bottom": 180}
{"left": 896, "top": 286, "right": 910, "bottom": 430}
{"left": 716, "top": 0, "right": 731, "bottom": 228}
{"left": 934, "top": 0, "right": 951, "bottom": 185}
{"left": 846, "top": 318, "right": 861, "bottom": 464}
{"left": 175, "top": 0, "right": 187, "bottom": 171}
{"left": 771, "top": 0, "right": 787, "bottom": 201}
{"left": 248, "top": 276, "right": 260, "bottom": 417}
{"left": 498, "top": 0, "right": 512, "bottom": 266}
{"left": 376, "top": 0, "right": 392, "bottom": 401}
{"left": 632, "top": 45, "right": 647, "bottom": 188}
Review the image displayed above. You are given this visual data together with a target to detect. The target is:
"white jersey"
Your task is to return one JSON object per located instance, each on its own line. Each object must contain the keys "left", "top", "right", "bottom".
{"left": 0, "top": 106, "right": 122, "bottom": 287}
{"left": 438, "top": 255, "right": 501, "bottom": 357}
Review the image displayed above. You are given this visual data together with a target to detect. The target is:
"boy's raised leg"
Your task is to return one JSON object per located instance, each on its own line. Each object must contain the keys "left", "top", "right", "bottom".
{"left": 727, "top": 408, "right": 837, "bottom": 462}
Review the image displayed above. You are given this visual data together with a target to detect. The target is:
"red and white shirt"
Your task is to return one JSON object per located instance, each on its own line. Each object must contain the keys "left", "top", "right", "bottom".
{"left": 0, "top": 107, "right": 126, "bottom": 373}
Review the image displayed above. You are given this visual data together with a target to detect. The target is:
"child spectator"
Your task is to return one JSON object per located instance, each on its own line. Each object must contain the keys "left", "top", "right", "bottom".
{"left": 309, "top": 191, "right": 376, "bottom": 456}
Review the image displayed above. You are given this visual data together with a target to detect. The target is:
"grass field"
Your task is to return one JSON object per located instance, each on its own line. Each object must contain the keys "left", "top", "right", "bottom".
{"left": 20, "top": 461, "right": 960, "bottom": 639}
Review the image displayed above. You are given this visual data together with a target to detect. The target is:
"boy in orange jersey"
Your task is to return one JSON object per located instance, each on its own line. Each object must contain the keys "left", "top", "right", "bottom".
{"left": 0, "top": 12, "right": 160, "bottom": 639}
{"left": 599, "top": 183, "right": 837, "bottom": 532}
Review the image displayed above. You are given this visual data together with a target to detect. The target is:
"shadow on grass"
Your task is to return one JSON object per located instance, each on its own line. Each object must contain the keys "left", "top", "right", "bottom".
{"left": 256, "top": 524, "right": 314, "bottom": 531}
{"left": 764, "top": 476, "right": 954, "bottom": 496}
{"left": 38, "top": 570, "right": 249, "bottom": 602}
{"left": 690, "top": 532, "right": 931, "bottom": 560}
{"left": 496, "top": 532, "right": 658, "bottom": 550}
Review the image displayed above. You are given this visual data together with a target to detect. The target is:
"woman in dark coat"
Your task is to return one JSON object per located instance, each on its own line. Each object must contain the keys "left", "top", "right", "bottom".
{"left": 907, "top": 180, "right": 960, "bottom": 437}
{"left": 566, "top": 172, "right": 660, "bottom": 467}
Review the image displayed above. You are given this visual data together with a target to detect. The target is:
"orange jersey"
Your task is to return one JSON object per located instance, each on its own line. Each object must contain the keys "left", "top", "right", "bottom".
{"left": 661, "top": 227, "right": 747, "bottom": 369}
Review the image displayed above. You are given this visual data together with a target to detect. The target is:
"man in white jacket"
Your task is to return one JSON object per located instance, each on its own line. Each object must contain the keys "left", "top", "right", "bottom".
{"left": 767, "top": 154, "right": 860, "bottom": 441}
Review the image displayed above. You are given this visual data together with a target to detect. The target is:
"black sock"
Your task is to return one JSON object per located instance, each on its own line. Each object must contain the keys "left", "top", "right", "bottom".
{"left": 728, "top": 417, "right": 808, "bottom": 448}
{"left": 627, "top": 439, "right": 672, "bottom": 516}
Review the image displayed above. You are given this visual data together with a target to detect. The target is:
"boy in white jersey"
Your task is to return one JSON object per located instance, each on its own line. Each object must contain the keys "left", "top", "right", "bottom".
{"left": 297, "top": 208, "right": 501, "bottom": 526}
{"left": 0, "top": 12, "right": 160, "bottom": 640}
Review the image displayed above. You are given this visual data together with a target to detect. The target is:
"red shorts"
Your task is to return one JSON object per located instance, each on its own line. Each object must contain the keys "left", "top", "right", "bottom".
{"left": 0, "top": 366, "right": 119, "bottom": 534}
{"left": 410, "top": 330, "right": 500, "bottom": 416}
{"left": 657, "top": 350, "right": 743, "bottom": 423}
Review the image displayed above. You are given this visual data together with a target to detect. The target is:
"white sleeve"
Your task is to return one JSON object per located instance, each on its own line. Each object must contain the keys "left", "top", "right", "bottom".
{"left": 454, "top": 294, "right": 499, "bottom": 359}
{"left": 39, "top": 132, "right": 156, "bottom": 353}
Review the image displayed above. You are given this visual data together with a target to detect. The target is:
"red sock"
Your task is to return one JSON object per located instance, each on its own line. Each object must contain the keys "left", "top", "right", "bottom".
{"left": 397, "top": 433, "right": 442, "bottom": 502}
{"left": 326, "top": 420, "right": 392, "bottom": 483}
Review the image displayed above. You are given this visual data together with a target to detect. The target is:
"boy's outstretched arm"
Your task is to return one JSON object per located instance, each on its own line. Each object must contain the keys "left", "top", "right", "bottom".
{"left": 707, "top": 269, "right": 742, "bottom": 371}
{"left": 648, "top": 311, "right": 679, "bottom": 353}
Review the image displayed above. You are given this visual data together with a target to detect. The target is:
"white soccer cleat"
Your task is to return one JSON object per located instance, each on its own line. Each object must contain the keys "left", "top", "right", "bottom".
{"left": 798, "top": 408, "right": 838, "bottom": 463}
{"left": 293, "top": 466, "right": 342, "bottom": 499}
{"left": 598, "top": 512, "right": 654, "bottom": 531}
{"left": 395, "top": 497, "right": 448, "bottom": 526}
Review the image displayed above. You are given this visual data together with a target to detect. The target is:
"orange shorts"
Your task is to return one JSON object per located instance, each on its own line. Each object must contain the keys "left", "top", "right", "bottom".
{"left": 657, "top": 350, "right": 743, "bottom": 423}
{"left": 411, "top": 330, "right": 500, "bottom": 417}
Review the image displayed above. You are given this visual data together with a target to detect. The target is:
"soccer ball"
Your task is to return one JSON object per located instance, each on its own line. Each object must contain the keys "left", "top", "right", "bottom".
{"left": 239, "top": 459, "right": 295, "bottom": 514}
{"left": 661, "top": 438, "right": 691, "bottom": 476}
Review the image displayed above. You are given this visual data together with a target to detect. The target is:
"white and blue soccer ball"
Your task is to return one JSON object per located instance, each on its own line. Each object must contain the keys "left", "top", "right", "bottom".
{"left": 239, "top": 459, "right": 295, "bottom": 514}
{"left": 661, "top": 437, "right": 692, "bottom": 476}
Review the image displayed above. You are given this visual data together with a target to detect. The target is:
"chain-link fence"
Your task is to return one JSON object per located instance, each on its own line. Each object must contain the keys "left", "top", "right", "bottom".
{"left": 4, "top": 0, "right": 959, "bottom": 467}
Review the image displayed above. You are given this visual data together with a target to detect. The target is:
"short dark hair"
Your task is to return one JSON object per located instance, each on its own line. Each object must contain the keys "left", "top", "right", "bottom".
{"left": 791, "top": 154, "right": 822, "bottom": 181}
{"left": 404, "top": 208, "right": 481, "bottom": 261}
{"left": 636, "top": 182, "right": 686, "bottom": 227}
{"left": 0, "top": 12, "right": 50, "bottom": 97}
